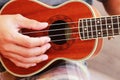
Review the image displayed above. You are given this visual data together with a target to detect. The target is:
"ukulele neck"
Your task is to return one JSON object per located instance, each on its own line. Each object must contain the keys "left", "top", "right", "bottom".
{"left": 79, "top": 15, "right": 120, "bottom": 40}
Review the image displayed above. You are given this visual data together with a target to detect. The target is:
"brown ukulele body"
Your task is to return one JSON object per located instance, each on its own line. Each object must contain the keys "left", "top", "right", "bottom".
{"left": 0, "top": 0, "right": 102, "bottom": 77}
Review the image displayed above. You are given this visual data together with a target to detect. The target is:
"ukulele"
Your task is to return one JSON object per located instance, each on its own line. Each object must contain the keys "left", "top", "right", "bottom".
{"left": 0, "top": 0, "right": 119, "bottom": 77}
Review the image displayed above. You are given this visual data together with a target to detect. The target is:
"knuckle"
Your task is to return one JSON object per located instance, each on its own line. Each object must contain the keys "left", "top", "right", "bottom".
{"left": 14, "top": 62, "right": 22, "bottom": 67}
{"left": 31, "top": 19, "right": 37, "bottom": 23}
{"left": 14, "top": 59, "right": 29, "bottom": 68}
{"left": 28, "top": 19, "right": 38, "bottom": 29}
{"left": 20, "top": 57, "right": 34, "bottom": 63}
{"left": 24, "top": 53, "right": 33, "bottom": 57}
{"left": 24, "top": 54, "right": 31, "bottom": 58}
{"left": 39, "top": 39, "right": 45, "bottom": 45}
{"left": 15, "top": 14, "right": 24, "bottom": 21}
{"left": 25, "top": 40, "right": 34, "bottom": 48}
{"left": 24, "top": 65, "right": 30, "bottom": 68}
{"left": 28, "top": 49, "right": 35, "bottom": 54}
{"left": 19, "top": 56, "right": 30, "bottom": 63}
{"left": 9, "top": 57, "right": 31, "bottom": 68}
{"left": 31, "top": 20, "right": 38, "bottom": 25}
{"left": 40, "top": 48, "right": 46, "bottom": 54}
{"left": 16, "top": 63, "right": 29, "bottom": 68}
{"left": 22, "top": 59, "right": 29, "bottom": 63}
{"left": 22, "top": 48, "right": 36, "bottom": 57}
{"left": 26, "top": 50, "right": 35, "bottom": 57}
{"left": 40, "top": 44, "right": 50, "bottom": 54}
{"left": 39, "top": 37, "right": 50, "bottom": 45}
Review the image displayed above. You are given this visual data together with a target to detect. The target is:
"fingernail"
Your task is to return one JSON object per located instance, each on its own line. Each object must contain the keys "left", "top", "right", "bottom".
{"left": 43, "top": 22, "right": 48, "bottom": 26}
{"left": 45, "top": 36, "right": 51, "bottom": 42}
{"left": 43, "top": 36, "right": 51, "bottom": 42}
{"left": 41, "top": 55, "right": 48, "bottom": 61}
{"left": 31, "top": 63, "right": 37, "bottom": 67}
{"left": 40, "top": 22, "right": 48, "bottom": 27}
{"left": 46, "top": 43, "right": 51, "bottom": 50}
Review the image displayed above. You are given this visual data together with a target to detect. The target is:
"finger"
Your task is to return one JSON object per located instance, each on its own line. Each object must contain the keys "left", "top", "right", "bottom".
{"left": 15, "top": 14, "right": 48, "bottom": 30}
{"left": 7, "top": 53, "right": 48, "bottom": 63}
{"left": 5, "top": 31, "right": 51, "bottom": 48}
{"left": 15, "top": 34, "right": 51, "bottom": 48}
{"left": 2, "top": 52, "right": 48, "bottom": 68}
{"left": 3, "top": 14, "right": 51, "bottom": 48}
{"left": 9, "top": 58, "right": 37, "bottom": 68}
{"left": 2, "top": 43, "right": 51, "bottom": 57}
{"left": 9, "top": 54, "right": 48, "bottom": 68}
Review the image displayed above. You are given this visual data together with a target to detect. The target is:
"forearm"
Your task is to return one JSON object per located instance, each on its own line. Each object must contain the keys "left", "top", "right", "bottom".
{"left": 99, "top": 0, "right": 120, "bottom": 15}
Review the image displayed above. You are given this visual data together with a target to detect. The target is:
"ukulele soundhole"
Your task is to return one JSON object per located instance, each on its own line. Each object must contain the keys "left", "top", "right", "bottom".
{"left": 49, "top": 20, "right": 70, "bottom": 45}
{"left": 48, "top": 15, "right": 76, "bottom": 50}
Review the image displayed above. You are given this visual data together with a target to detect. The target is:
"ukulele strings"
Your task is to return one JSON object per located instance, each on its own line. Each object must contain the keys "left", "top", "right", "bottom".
{"left": 51, "top": 37, "right": 80, "bottom": 42}
{"left": 21, "top": 20, "right": 119, "bottom": 42}
{"left": 22, "top": 21, "right": 79, "bottom": 35}
{"left": 23, "top": 26, "right": 78, "bottom": 35}
{"left": 22, "top": 20, "right": 120, "bottom": 35}
{"left": 22, "top": 21, "right": 82, "bottom": 42}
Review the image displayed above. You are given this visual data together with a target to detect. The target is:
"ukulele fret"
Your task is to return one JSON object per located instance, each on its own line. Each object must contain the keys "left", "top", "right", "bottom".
{"left": 87, "top": 19, "right": 93, "bottom": 39}
{"left": 117, "top": 16, "right": 120, "bottom": 34}
{"left": 85, "top": 19, "right": 90, "bottom": 39}
{"left": 79, "top": 15, "right": 120, "bottom": 40}
{"left": 118, "top": 16, "right": 120, "bottom": 27}
{"left": 83, "top": 19, "right": 88, "bottom": 39}
{"left": 101, "top": 17, "right": 108, "bottom": 37}
{"left": 112, "top": 16, "right": 120, "bottom": 35}
{"left": 91, "top": 18, "right": 97, "bottom": 38}
{"left": 106, "top": 17, "right": 113, "bottom": 36}
{"left": 80, "top": 18, "right": 95, "bottom": 40}
{"left": 79, "top": 19, "right": 90, "bottom": 40}
{"left": 79, "top": 20, "right": 85, "bottom": 39}
{"left": 96, "top": 18, "right": 103, "bottom": 38}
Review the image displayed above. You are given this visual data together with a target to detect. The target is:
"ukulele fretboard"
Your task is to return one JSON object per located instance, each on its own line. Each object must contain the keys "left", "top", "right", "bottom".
{"left": 79, "top": 15, "right": 120, "bottom": 40}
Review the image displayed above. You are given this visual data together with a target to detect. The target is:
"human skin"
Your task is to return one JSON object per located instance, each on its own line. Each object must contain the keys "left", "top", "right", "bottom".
{"left": 0, "top": 14, "right": 51, "bottom": 68}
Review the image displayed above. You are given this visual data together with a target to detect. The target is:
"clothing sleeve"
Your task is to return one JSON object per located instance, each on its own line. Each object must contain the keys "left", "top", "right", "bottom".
{"left": 83, "top": 0, "right": 93, "bottom": 5}
{"left": 0, "top": 0, "right": 9, "bottom": 9}
{"left": 40, "top": 0, "right": 68, "bottom": 6}
{"left": 97, "top": 0, "right": 108, "bottom": 2}
{"left": 40, "top": 0, "right": 93, "bottom": 5}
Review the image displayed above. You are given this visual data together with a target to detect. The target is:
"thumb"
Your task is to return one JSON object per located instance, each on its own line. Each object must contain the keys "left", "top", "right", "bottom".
{"left": 15, "top": 14, "right": 48, "bottom": 30}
